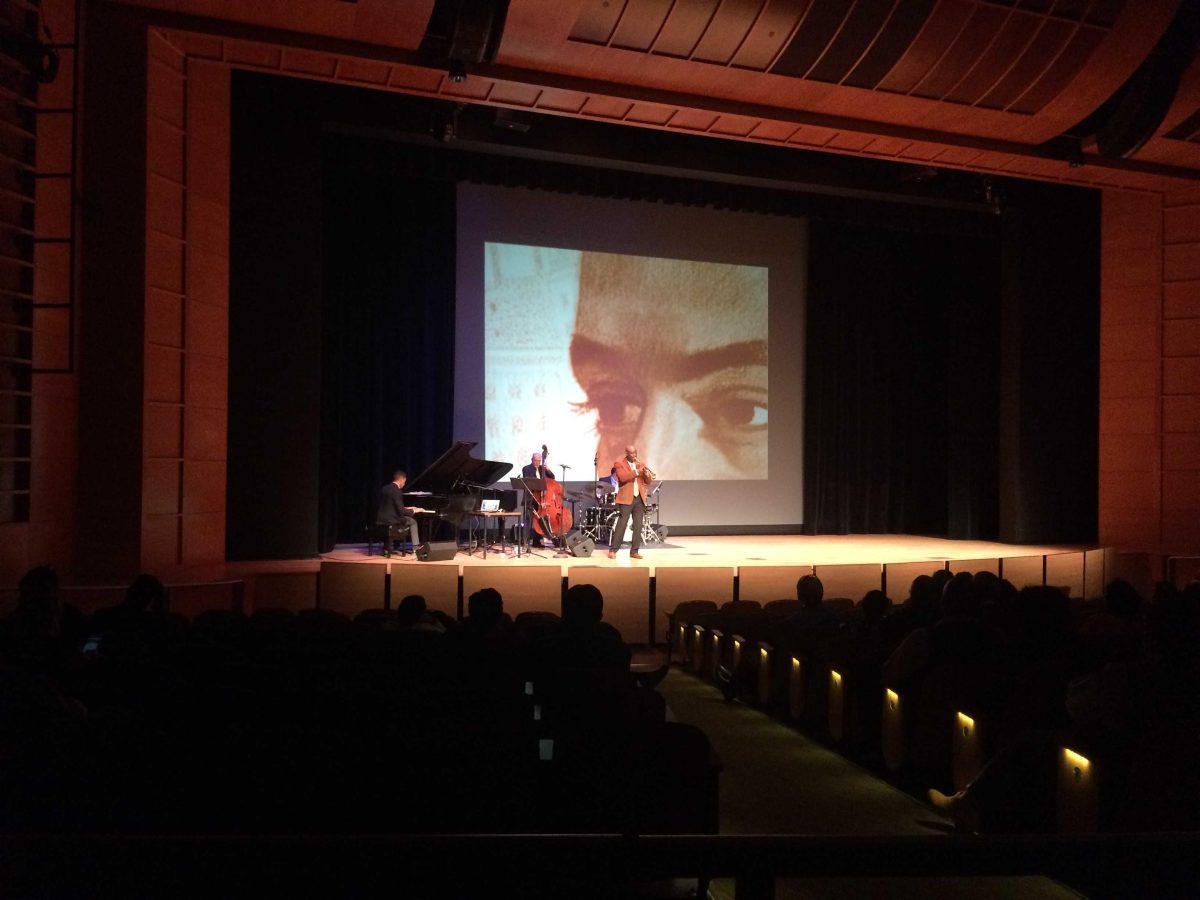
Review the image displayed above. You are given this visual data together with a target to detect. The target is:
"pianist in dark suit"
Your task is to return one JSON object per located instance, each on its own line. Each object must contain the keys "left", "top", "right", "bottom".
{"left": 376, "top": 469, "right": 423, "bottom": 556}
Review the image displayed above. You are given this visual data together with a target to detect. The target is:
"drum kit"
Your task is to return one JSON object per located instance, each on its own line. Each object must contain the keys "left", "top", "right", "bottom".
{"left": 570, "top": 480, "right": 665, "bottom": 545}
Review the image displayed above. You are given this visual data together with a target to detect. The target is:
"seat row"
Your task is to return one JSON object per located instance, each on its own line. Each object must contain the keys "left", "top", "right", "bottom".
{"left": 669, "top": 599, "right": 1100, "bottom": 834}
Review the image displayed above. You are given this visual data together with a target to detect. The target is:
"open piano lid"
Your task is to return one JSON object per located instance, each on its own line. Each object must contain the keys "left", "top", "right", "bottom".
{"left": 405, "top": 440, "right": 513, "bottom": 494}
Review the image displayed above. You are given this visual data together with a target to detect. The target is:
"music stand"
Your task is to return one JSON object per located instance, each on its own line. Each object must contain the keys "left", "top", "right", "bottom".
{"left": 511, "top": 476, "right": 549, "bottom": 558}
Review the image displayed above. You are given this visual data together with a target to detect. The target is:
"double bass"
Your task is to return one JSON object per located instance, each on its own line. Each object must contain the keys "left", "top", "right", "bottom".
{"left": 531, "top": 443, "right": 572, "bottom": 540}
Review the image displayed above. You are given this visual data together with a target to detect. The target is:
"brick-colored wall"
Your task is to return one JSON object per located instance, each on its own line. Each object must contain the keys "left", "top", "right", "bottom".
{"left": 141, "top": 32, "right": 230, "bottom": 576}
{"left": 0, "top": 0, "right": 79, "bottom": 584}
{"left": 1100, "top": 187, "right": 1200, "bottom": 555}
{"left": 1161, "top": 189, "right": 1200, "bottom": 554}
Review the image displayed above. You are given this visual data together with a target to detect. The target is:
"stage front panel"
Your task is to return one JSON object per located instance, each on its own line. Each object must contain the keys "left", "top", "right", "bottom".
{"left": 463, "top": 566, "right": 562, "bottom": 620}
{"left": 812, "top": 563, "right": 882, "bottom": 603}
{"left": 883, "top": 561, "right": 947, "bottom": 599}
{"left": 1045, "top": 552, "right": 1085, "bottom": 598}
{"left": 949, "top": 558, "right": 1000, "bottom": 576}
{"left": 390, "top": 564, "right": 461, "bottom": 619}
{"left": 319, "top": 561, "right": 386, "bottom": 617}
{"left": 654, "top": 566, "right": 734, "bottom": 641}
{"left": 1001, "top": 555, "right": 1045, "bottom": 590}
{"left": 567, "top": 566, "right": 651, "bottom": 643}
{"left": 737, "top": 565, "right": 813, "bottom": 605}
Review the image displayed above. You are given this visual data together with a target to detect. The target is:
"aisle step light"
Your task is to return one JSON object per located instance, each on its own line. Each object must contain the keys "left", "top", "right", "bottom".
{"left": 730, "top": 635, "right": 745, "bottom": 674}
{"left": 1057, "top": 746, "right": 1099, "bottom": 833}
{"left": 756, "top": 642, "right": 774, "bottom": 706}
{"left": 882, "top": 687, "right": 906, "bottom": 771}
{"left": 787, "top": 655, "right": 805, "bottom": 720}
{"left": 828, "top": 669, "right": 845, "bottom": 742}
{"left": 952, "top": 711, "right": 984, "bottom": 792}
{"left": 674, "top": 621, "right": 687, "bottom": 660}
{"left": 689, "top": 625, "right": 706, "bottom": 674}
{"left": 708, "top": 628, "right": 724, "bottom": 681}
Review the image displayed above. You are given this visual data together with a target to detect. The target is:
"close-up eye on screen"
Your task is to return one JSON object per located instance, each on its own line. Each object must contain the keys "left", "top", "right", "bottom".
{"left": 483, "top": 243, "right": 768, "bottom": 482}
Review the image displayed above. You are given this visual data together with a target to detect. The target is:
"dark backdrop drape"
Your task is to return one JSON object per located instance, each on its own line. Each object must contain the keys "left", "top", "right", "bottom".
{"left": 318, "top": 141, "right": 457, "bottom": 551}
{"left": 804, "top": 221, "right": 1001, "bottom": 538}
{"left": 228, "top": 74, "right": 1096, "bottom": 555}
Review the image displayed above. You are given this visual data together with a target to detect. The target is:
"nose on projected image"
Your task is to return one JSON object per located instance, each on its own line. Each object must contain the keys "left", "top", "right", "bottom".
{"left": 484, "top": 243, "right": 768, "bottom": 482}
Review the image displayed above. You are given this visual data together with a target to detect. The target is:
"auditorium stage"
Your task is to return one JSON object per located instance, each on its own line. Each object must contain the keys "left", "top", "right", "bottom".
{"left": 316, "top": 533, "right": 1085, "bottom": 571}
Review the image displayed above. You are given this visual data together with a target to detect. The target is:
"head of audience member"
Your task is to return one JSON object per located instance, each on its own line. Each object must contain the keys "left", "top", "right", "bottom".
{"left": 931, "top": 568, "right": 953, "bottom": 592}
{"left": 796, "top": 575, "right": 824, "bottom": 609}
{"left": 12, "top": 565, "right": 63, "bottom": 639}
{"left": 563, "top": 583, "right": 604, "bottom": 630}
{"left": 123, "top": 574, "right": 167, "bottom": 615}
{"left": 466, "top": 588, "right": 504, "bottom": 632}
{"left": 860, "top": 589, "right": 891, "bottom": 626}
{"left": 1104, "top": 579, "right": 1142, "bottom": 622}
{"left": 940, "top": 571, "right": 978, "bottom": 619}
{"left": 1010, "top": 585, "right": 1072, "bottom": 656}
{"left": 396, "top": 594, "right": 427, "bottom": 628}
{"left": 972, "top": 570, "right": 1001, "bottom": 605}
{"left": 905, "top": 575, "right": 940, "bottom": 622}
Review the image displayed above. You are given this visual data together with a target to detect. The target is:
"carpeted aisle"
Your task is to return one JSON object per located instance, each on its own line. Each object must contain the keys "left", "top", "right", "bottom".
{"left": 658, "top": 670, "right": 1082, "bottom": 900}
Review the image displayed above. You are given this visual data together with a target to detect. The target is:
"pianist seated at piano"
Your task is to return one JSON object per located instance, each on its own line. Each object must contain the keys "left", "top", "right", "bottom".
{"left": 376, "top": 470, "right": 431, "bottom": 557}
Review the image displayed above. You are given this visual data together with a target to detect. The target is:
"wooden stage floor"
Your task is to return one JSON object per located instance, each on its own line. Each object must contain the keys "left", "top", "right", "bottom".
{"left": 314, "top": 533, "right": 1085, "bottom": 572}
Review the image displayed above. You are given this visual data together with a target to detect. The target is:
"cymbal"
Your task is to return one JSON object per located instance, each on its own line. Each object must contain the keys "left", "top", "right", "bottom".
{"left": 566, "top": 490, "right": 592, "bottom": 501}
{"left": 579, "top": 481, "right": 616, "bottom": 494}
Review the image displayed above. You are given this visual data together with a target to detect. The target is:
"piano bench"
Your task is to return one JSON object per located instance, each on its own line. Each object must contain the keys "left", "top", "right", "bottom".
{"left": 365, "top": 523, "right": 413, "bottom": 557}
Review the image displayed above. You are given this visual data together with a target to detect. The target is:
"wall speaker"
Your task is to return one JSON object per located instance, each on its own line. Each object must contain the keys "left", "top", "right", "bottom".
{"left": 417, "top": 540, "right": 459, "bottom": 562}
{"left": 566, "top": 533, "right": 594, "bottom": 558}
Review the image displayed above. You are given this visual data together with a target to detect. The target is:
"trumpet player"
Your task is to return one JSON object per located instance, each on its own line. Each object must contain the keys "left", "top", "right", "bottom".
{"left": 608, "top": 445, "right": 656, "bottom": 560}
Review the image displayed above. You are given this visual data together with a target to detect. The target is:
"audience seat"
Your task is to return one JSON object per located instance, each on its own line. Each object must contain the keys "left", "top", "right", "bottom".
{"left": 882, "top": 686, "right": 906, "bottom": 772}
{"left": 1056, "top": 745, "right": 1099, "bottom": 834}
{"left": 667, "top": 601, "right": 719, "bottom": 663}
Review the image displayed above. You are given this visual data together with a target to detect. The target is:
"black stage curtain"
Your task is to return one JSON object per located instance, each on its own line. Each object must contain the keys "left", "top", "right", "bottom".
{"left": 318, "top": 143, "right": 457, "bottom": 551}
{"left": 804, "top": 220, "right": 1001, "bottom": 538}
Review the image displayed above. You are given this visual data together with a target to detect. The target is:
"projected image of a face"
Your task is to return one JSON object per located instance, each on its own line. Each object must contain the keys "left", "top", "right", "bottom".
{"left": 571, "top": 253, "right": 767, "bottom": 479}
{"left": 484, "top": 243, "right": 767, "bottom": 481}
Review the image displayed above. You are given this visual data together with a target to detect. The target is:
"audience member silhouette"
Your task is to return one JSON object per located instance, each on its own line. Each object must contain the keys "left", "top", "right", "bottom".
{"left": 780, "top": 575, "right": 840, "bottom": 645}
{"left": 395, "top": 594, "right": 446, "bottom": 633}
{"left": 537, "top": 584, "right": 631, "bottom": 674}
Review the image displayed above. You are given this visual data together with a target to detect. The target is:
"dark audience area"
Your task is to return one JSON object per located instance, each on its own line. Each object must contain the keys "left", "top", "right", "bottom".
{"left": 5, "top": 561, "right": 1200, "bottom": 896}
{"left": 678, "top": 568, "right": 1200, "bottom": 837}
{"left": 0, "top": 569, "right": 717, "bottom": 848}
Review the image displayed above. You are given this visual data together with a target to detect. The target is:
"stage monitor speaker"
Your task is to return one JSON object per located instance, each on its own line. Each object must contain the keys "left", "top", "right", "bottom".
{"left": 417, "top": 540, "right": 459, "bottom": 562}
{"left": 566, "top": 533, "right": 595, "bottom": 558}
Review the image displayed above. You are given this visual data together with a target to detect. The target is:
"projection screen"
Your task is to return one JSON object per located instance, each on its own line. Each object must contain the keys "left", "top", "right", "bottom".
{"left": 455, "top": 184, "right": 806, "bottom": 530}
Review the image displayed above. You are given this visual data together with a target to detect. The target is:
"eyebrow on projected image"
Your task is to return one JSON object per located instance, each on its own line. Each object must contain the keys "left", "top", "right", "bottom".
{"left": 570, "top": 252, "right": 768, "bottom": 481}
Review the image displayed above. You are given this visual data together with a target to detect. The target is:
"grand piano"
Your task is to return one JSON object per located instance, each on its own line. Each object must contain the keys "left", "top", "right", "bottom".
{"left": 402, "top": 440, "right": 514, "bottom": 542}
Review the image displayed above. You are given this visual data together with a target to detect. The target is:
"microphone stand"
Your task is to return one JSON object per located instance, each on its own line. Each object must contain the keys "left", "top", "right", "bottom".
{"left": 554, "top": 463, "right": 572, "bottom": 556}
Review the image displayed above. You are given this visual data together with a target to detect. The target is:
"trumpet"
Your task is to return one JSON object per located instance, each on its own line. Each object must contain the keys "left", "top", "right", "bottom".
{"left": 642, "top": 464, "right": 657, "bottom": 480}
